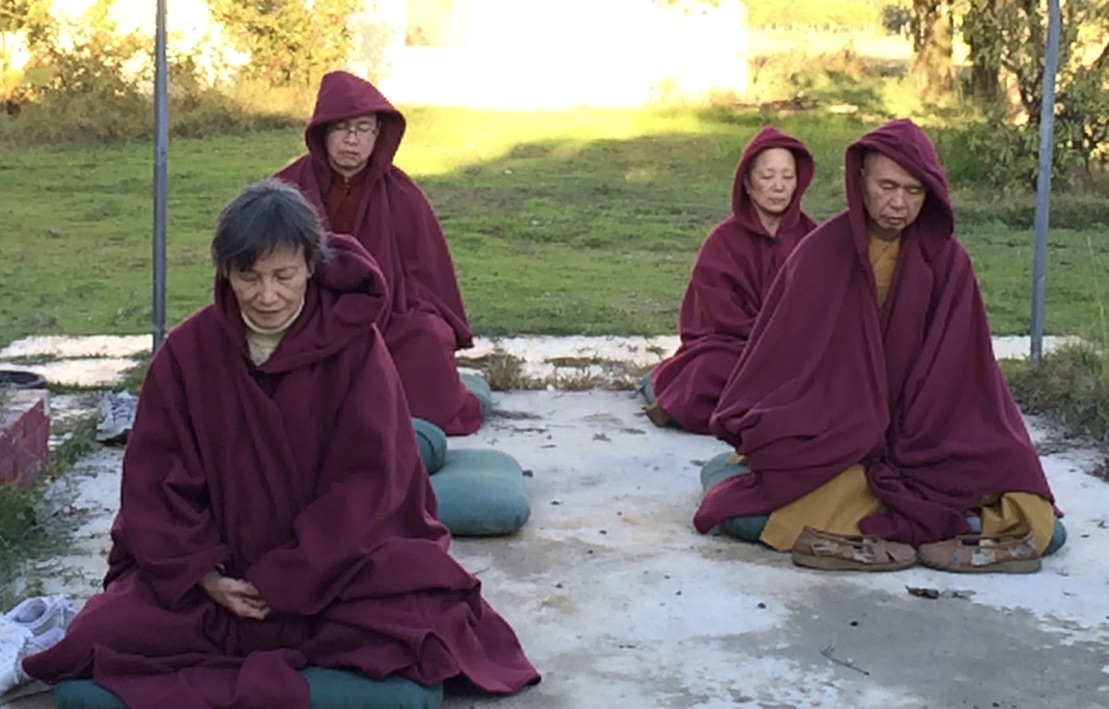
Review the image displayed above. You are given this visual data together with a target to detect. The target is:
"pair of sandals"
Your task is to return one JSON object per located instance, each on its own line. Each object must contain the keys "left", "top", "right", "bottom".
{"left": 790, "top": 526, "right": 1042, "bottom": 574}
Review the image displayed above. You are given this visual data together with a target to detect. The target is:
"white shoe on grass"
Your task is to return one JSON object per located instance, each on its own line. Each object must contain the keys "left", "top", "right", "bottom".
{"left": 97, "top": 390, "right": 138, "bottom": 445}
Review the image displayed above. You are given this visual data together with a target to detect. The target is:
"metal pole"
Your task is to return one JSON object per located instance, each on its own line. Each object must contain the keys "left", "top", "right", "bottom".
{"left": 152, "top": 0, "right": 169, "bottom": 351}
{"left": 1029, "top": 0, "right": 1061, "bottom": 366}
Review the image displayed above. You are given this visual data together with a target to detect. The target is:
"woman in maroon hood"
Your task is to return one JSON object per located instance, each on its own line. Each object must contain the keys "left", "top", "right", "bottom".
{"left": 643, "top": 126, "right": 817, "bottom": 433}
{"left": 695, "top": 120, "right": 1064, "bottom": 573}
{"left": 276, "top": 71, "right": 484, "bottom": 436}
{"left": 22, "top": 181, "right": 540, "bottom": 707}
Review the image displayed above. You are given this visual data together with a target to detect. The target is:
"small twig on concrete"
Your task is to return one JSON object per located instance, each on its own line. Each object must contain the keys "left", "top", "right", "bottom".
{"left": 820, "top": 644, "right": 871, "bottom": 676}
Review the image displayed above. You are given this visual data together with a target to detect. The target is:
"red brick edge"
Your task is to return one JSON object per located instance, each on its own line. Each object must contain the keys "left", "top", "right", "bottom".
{"left": 0, "top": 390, "right": 50, "bottom": 487}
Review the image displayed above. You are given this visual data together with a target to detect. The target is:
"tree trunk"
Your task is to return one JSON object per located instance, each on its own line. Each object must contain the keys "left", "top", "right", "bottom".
{"left": 910, "top": 0, "right": 954, "bottom": 99}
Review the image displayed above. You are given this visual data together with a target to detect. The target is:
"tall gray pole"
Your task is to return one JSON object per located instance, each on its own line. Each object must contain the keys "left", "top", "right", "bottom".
{"left": 152, "top": 0, "right": 169, "bottom": 351}
{"left": 1029, "top": 0, "right": 1061, "bottom": 366}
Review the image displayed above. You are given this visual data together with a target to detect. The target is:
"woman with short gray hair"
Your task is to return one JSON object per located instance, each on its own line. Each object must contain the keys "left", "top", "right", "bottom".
{"left": 23, "top": 179, "right": 540, "bottom": 707}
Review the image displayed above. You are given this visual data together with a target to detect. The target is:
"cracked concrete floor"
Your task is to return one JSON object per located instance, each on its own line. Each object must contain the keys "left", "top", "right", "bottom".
{"left": 5, "top": 388, "right": 1108, "bottom": 709}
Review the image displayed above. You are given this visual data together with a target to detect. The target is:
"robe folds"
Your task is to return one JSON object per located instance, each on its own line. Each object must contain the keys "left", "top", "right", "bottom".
{"left": 696, "top": 119, "right": 1056, "bottom": 547}
{"left": 24, "top": 234, "right": 539, "bottom": 708}
{"left": 651, "top": 126, "right": 817, "bottom": 433}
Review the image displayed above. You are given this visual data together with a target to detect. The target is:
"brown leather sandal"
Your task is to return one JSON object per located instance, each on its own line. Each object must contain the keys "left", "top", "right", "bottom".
{"left": 791, "top": 526, "right": 917, "bottom": 572}
{"left": 917, "top": 531, "right": 1041, "bottom": 574}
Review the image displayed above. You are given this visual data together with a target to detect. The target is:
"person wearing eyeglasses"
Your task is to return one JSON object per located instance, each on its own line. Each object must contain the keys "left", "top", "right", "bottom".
{"left": 276, "top": 71, "right": 486, "bottom": 436}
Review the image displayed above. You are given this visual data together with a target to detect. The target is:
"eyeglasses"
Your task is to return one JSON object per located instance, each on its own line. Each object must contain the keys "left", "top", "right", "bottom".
{"left": 328, "top": 121, "right": 380, "bottom": 137}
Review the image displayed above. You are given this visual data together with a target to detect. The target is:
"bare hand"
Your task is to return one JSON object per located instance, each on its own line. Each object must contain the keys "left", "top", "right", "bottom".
{"left": 200, "top": 571, "right": 271, "bottom": 620}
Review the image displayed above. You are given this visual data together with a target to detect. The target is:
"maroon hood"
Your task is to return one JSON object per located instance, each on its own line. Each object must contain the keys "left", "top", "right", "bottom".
{"left": 844, "top": 118, "right": 955, "bottom": 260}
{"left": 305, "top": 71, "right": 406, "bottom": 177}
{"left": 732, "top": 126, "right": 815, "bottom": 238}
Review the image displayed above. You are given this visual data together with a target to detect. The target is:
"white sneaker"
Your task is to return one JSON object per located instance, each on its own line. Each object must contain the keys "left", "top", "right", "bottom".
{"left": 0, "top": 626, "right": 64, "bottom": 701}
{"left": 97, "top": 391, "right": 138, "bottom": 445}
{"left": 0, "top": 617, "right": 33, "bottom": 695}
{"left": 4, "top": 595, "right": 76, "bottom": 637}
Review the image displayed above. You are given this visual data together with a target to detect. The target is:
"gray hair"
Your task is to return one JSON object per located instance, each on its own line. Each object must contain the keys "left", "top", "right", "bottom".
{"left": 211, "top": 179, "right": 331, "bottom": 275}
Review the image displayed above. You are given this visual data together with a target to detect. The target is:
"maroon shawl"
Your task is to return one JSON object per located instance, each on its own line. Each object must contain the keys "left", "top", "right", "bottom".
{"left": 694, "top": 119, "right": 1055, "bottom": 546}
{"left": 275, "top": 70, "right": 480, "bottom": 435}
{"left": 24, "top": 235, "right": 539, "bottom": 706}
{"left": 651, "top": 126, "right": 816, "bottom": 433}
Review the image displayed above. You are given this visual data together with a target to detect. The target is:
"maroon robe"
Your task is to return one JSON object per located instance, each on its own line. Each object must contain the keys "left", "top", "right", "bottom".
{"left": 650, "top": 126, "right": 817, "bottom": 433}
{"left": 23, "top": 235, "right": 539, "bottom": 706}
{"left": 275, "top": 70, "right": 482, "bottom": 436}
{"left": 694, "top": 119, "right": 1056, "bottom": 546}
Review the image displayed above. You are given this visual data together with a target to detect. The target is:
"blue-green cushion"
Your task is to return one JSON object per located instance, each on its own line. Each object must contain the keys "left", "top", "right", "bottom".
{"left": 430, "top": 449, "right": 530, "bottom": 536}
{"left": 53, "top": 668, "right": 443, "bottom": 709}
{"left": 302, "top": 668, "right": 443, "bottom": 709}
{"left": 634, "top": 373, "right": 656, "bottom": 405}
{"left": 700, "top": 451, "right": 767, "bottom": 542}
{"left": 412, "top": 418, "right": 448, "bottom": 474}
{"left": 459, "top": 372, "right": 493, "bottom": 416}
{"left": 1044, "top": 518, "right": 1067, "bottom": 556}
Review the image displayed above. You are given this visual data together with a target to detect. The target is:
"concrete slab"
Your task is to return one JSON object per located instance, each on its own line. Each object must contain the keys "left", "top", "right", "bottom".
{"left": 5, "top": 390, "right": 1108, "bottom": 708}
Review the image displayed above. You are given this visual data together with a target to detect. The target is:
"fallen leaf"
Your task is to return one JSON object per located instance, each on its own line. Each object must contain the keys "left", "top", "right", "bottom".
{"left": 906, "top": 586, "right": 940, "bottom": 599}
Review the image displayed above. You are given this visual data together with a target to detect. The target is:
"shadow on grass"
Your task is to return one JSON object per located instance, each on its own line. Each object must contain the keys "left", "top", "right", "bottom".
{"left": 2, "top": 108, "right": 1109, "bottom": 344}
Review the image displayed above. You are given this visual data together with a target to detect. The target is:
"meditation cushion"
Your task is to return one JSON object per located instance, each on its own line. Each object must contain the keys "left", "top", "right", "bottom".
{"left": 703, "top": 453, "right": 1071, "bottom": 554}
{"left": 635, "top": 373, "right": 657, "bottom": 405}
{"left": 412, "top": 418, "right": 448, "bottom": 474}
{"left": 1044, "top": 518, "right": 1067, "bottom": 556}
{"left": 431, "top": 449, "right": 531, "bottom": 536}
{"left": 53, "top": 668, "right": 443, "bottom": 709}
{"left": 459, "top": 372, "right": 493, "bottom": 416}
{"left": 700, "top": 452, "right": 768, "bottom": 542}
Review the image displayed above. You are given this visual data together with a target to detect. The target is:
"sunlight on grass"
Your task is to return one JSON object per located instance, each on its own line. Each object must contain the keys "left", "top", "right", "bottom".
{"left": 397, "top": 107, "right": 728, "bottom": 178}
{"left": 2, "top": 107, "right": 1109, "bottom": 347}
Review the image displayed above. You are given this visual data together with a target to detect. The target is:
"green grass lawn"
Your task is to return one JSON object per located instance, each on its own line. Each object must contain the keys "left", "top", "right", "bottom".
{"left": 2, "top": 107, "right": 1109, "bottom": 348}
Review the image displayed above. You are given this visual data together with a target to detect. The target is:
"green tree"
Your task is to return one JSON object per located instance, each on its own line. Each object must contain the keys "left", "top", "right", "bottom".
{"left": 967, "top": 0, "right": 1109, "bottom": 188}
{"left": 909, "top": 0, "right": 955, "bottom": 99}
{"left": 208, "top": 0, "right": 361, "bottom": 89}
{"left": 962, "top": 0, "right": 1001, "bottom": 102}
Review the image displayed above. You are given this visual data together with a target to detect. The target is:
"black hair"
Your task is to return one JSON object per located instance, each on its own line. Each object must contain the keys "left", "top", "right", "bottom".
{"left": 210, "top": 179, "right": 331, "bottom": 275}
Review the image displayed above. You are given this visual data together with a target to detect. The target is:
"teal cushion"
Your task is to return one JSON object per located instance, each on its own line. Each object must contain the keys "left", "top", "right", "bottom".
{"left": 53, "top": 668, "right": 443, "bottom": 709}
{"left": 52, "top": 681, "right": 125, "bottom": 709}
{"left": 303, "top": 668, "right": 443, "bottom": 709}
{"left": 1044, "top": 518, "right": 1067, "bottom": 557}
{"left": 459, "top": 372, "right": 493, "bottom": 416}
{"left": 430, "top": 449, "right": 530, "bottom": 536}
{"left": 700, "top": 451, "right": 768, "bottom": 542}
{"left": 412, "top": 418, "right": 448, "bottom": 474}
{"left": 635, "top": 372, "right": 657, "bottom": 405}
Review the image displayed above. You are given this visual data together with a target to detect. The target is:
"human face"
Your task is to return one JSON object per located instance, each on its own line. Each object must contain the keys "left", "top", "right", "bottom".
{"left": 861, "top": 152, "right": 926, "bottom": 240}
{"left": 324, "top": 113, "right": 380, "bottom": 178}
{"left": 744, "top": 147, "right": 798, "bottom": 220}
{"left": 227, "top": 245, "right": 311, "bottom": 329}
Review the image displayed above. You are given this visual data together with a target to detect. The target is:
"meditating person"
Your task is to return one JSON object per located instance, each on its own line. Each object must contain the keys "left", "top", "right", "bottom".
{"left": 22, "top": 180, "right": 540, "bottom": 707}
{"left": 694, "top": 119, "right": 1066, "bottom": 573}
{"left": 276, "top": 70, "right": 485, "bottom": 436}
{"left": 643, "top": 126, "right": 817, "bottom": 433}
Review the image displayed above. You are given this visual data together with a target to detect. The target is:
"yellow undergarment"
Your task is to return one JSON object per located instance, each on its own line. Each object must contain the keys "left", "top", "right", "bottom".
{"left": 757, "top": 233, "right": 1055, "bottom": 551}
